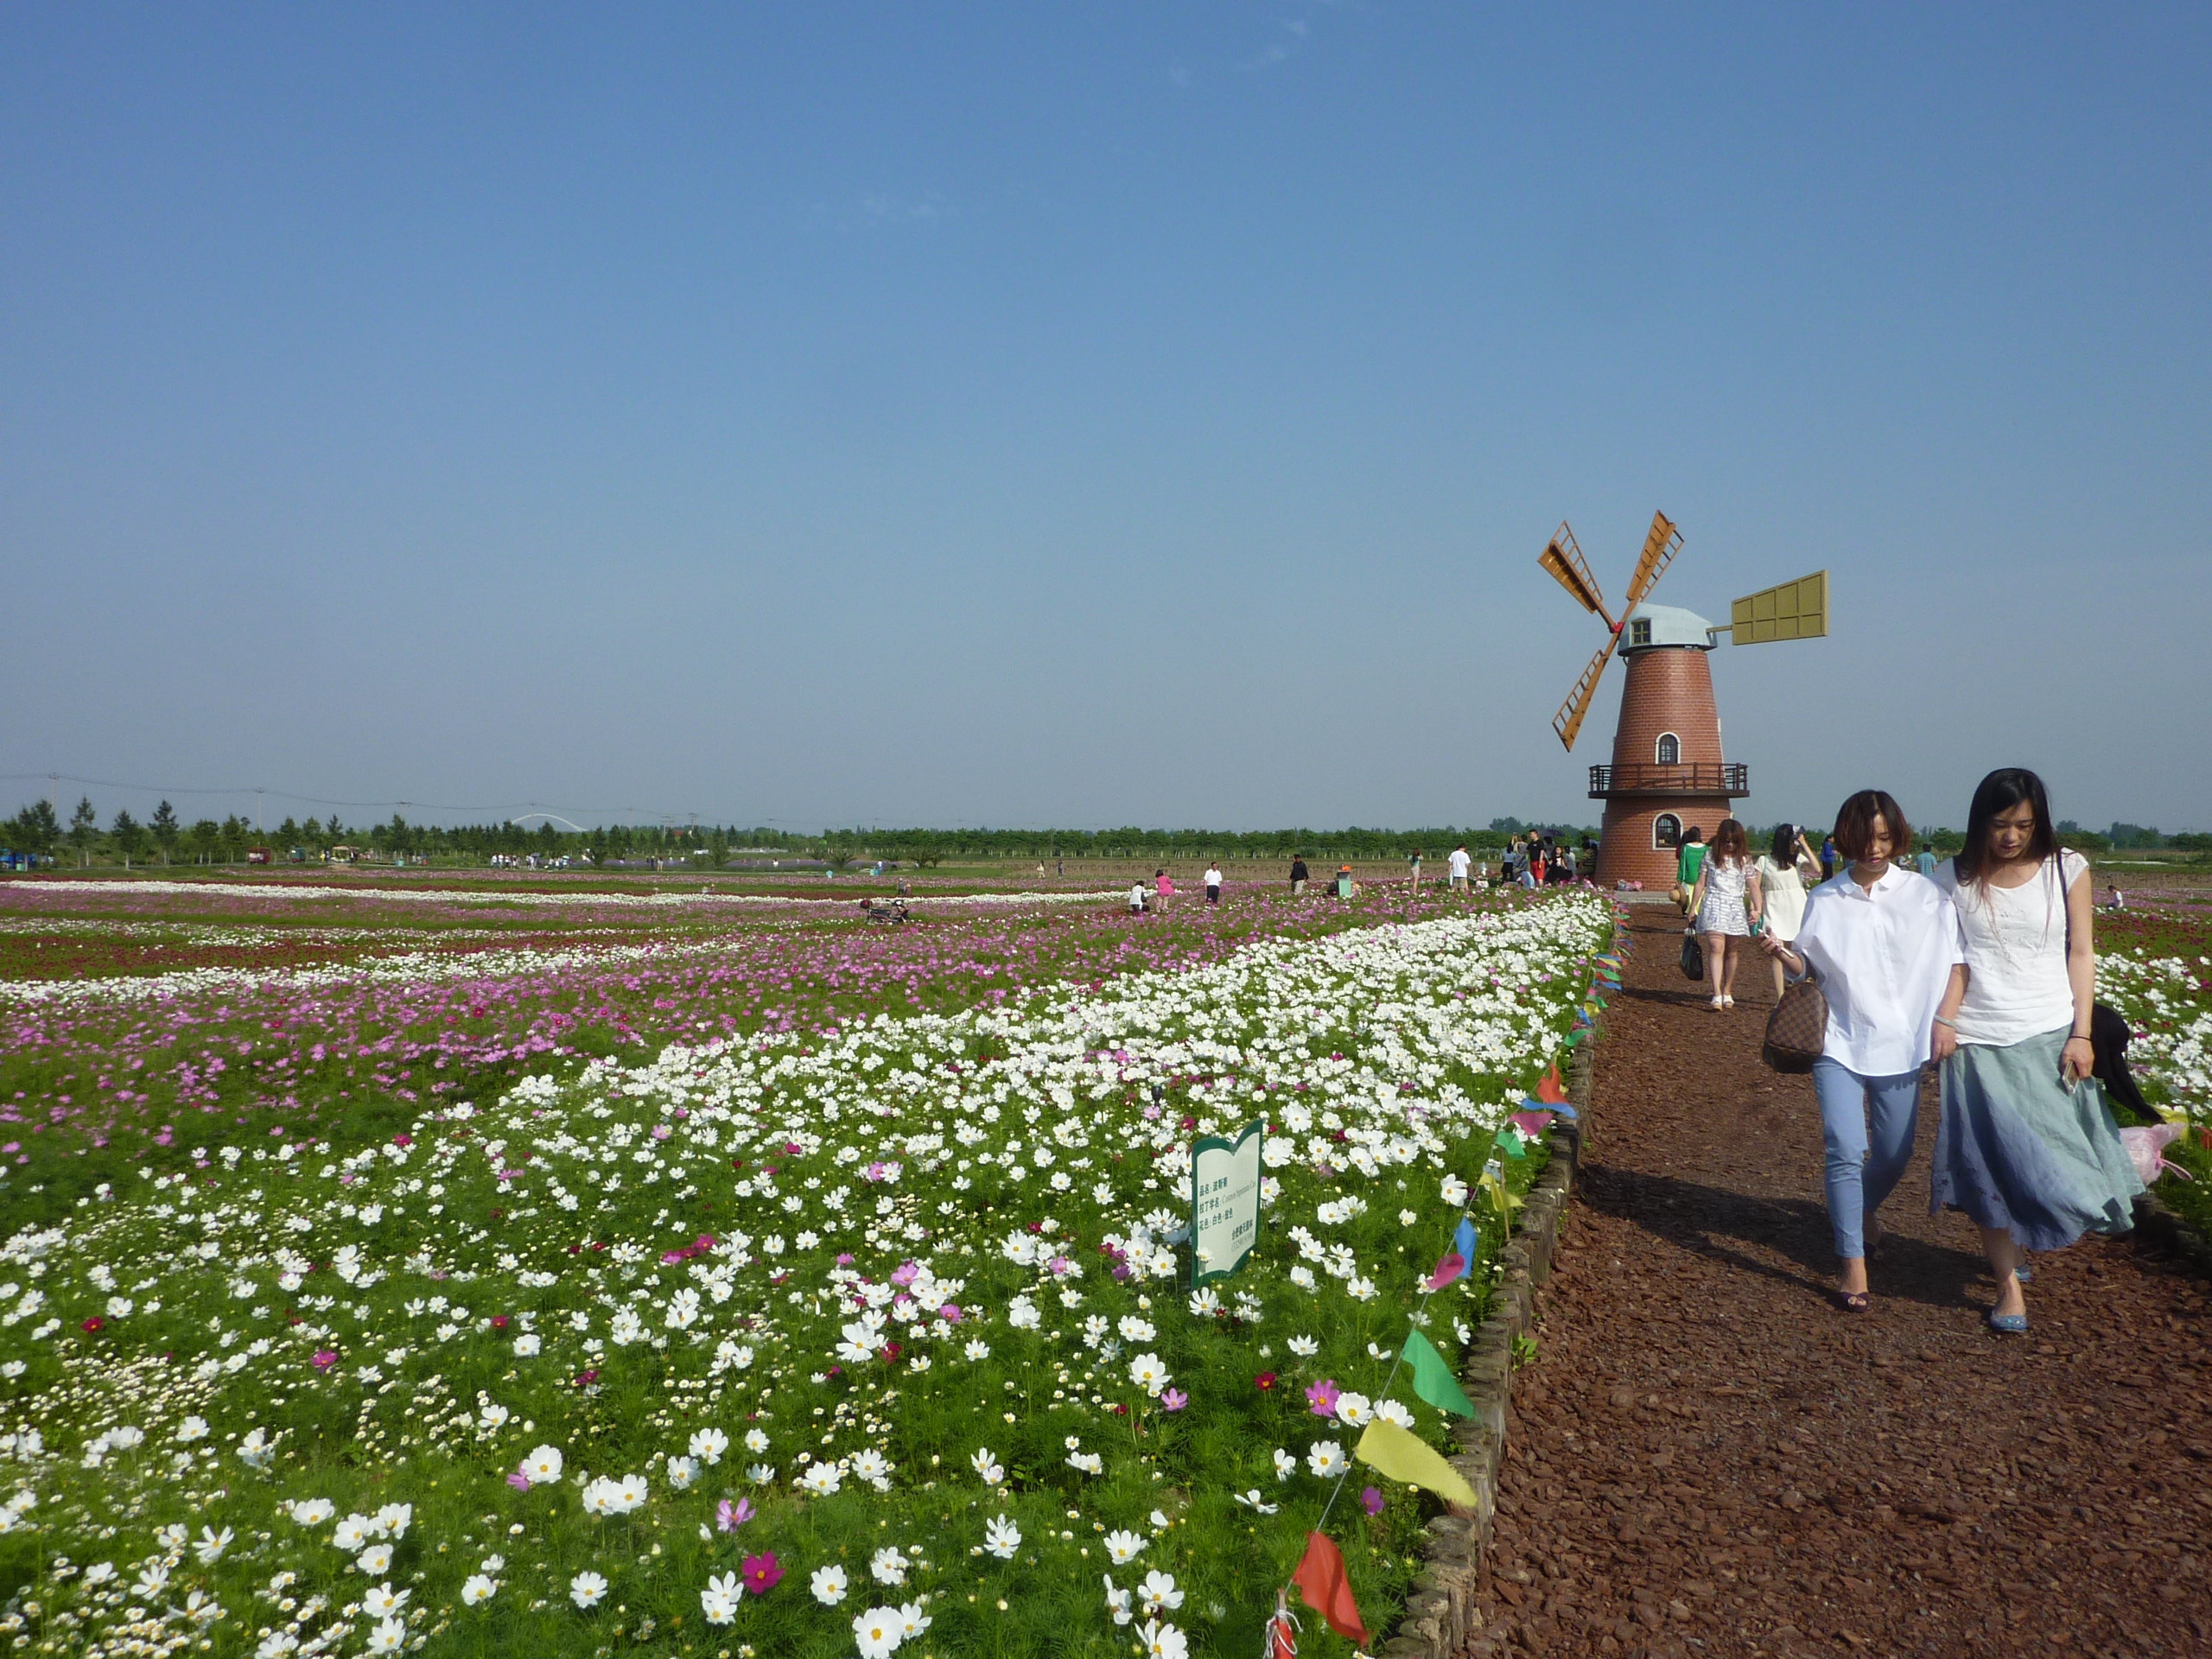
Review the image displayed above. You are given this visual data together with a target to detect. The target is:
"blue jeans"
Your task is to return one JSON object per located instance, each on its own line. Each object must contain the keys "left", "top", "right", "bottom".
{"left": 1812, "top": 1058, "right": 1922, "bottom": 1261}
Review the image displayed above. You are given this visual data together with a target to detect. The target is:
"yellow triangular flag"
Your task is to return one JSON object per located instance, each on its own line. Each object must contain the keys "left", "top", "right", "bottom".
{"left": 1353, "top": 1420, "right": 1477, "bottom": 1508}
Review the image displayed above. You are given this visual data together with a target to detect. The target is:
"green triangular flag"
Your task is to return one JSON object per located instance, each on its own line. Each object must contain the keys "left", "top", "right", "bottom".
{"left": 1402, "top": 1327, "right": 1476, "bottom": 1419}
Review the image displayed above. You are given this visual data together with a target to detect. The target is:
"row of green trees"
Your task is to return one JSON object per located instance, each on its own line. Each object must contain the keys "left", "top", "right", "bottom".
{"left": 9, "top": 798, "right": 2202, "bottom": 869}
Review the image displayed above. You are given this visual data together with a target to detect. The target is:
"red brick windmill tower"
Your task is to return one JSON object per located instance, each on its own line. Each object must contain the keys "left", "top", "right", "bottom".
{"left": 1540, "top": 512, "right": 1827, "bottom": 889}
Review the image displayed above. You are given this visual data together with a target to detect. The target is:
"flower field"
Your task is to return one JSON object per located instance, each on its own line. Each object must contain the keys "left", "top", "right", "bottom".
{"left": 2094, "top": 907, "right": 2212, "bottom": 1235}
{"left": 0, "top": 882, "right": 1488, "bottom": 1223}
{"left": 0, "top": 880, "right": 1616, "bottom": 1658}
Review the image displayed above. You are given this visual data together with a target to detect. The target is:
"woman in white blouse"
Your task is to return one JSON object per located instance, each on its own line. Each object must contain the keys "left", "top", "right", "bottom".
{"left": 1752, "top": 823, "right": 1821, "bottom": 1002}
{"left": 1929, "top": 768, "right": 2142, "bottom": 1334}
{"left": 1762, "top": 791, "right": 1964, "bottom": 1310}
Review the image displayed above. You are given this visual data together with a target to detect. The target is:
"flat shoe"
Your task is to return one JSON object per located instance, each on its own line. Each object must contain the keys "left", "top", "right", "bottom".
{"left": 1986, "top": 1311, "right": 2028, "bottom": 1335}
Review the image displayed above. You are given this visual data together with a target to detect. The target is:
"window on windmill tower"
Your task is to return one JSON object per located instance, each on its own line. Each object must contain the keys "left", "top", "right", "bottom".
{"left": 1655, "top": 733, "right": 1681, "bottom": 766}
{"left": 1630, "top": 617, "right": 1652, "bottom": 645}
{"left": 1653, "top": 814, "right": 1682, "bottom": 849}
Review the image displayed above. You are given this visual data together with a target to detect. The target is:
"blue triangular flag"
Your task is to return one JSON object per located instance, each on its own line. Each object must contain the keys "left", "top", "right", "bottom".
{"left": 1452, "top": 1214, "right": 1478, "bottom": 1268}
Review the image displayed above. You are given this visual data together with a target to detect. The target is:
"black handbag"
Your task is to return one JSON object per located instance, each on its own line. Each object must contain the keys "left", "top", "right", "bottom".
{"left": 1679, "top": 929, "right": 1705, "bottom": 981}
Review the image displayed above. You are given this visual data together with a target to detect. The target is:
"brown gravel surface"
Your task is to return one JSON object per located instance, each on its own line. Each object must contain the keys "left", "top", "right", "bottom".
{"left": 1465, "top": 909, "right": 2212, "bottom": 1659}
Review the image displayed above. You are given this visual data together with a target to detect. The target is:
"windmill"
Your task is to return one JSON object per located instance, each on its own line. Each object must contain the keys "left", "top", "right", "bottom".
{"left": 1538, "top": 512, "right": 1828, "bottom": 888}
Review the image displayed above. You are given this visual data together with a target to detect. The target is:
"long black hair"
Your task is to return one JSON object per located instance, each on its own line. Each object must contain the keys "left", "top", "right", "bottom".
{"left": 1769, "top": 823, "right": 1797, "bottom": 864}
{"left": 1954, "top": 767, "right": 2059, "bottom": 886}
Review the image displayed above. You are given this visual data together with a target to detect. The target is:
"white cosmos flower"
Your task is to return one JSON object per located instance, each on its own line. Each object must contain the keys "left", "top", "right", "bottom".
{"left": 1273, "top": 1447, "right": 1296, "bottom": 1480}
{"left": 1105, "top": 1576, "right": 1135, "bottom": 1624}
{"left": 1140, "top": 1570, "right": 1184, "bottom": 1613}
{"left": 194, "top": 1525, "right": 233, "bottom": 1563}
{"left": 1117, "top": 1315, "right": 1156, "bottom": 1342}
{"left": 524, "top": 1446, "right": 565, "bottom": 1483}
{"left": 461, "top": 1573, "right": 497, "bottom": 1605}
{"left": 971, "top": 1447, "right": 1004, "bottom": 1486}
{"left": 689, "top": 1427, "right": 729, "bottom": 1465}
{"left": 175, "top": 1415, "right": 209, "bottom": 1444}
{"left": 700, "top": 1572, "right": 741, "bottom": 1624}
{"left": 1334, "top": 1392, "right": 1374, "bottom": 1427}
{"left": 898, "top": 1601, "right": 931, "bottom": 1638}
{"left": 513, "top": 1332, "right": 541, "bottom": 1356}
{"left": 1375, "top": 1397, "right": 1415, "bottom": 1427}
{"left": 852, "top": 1605, "right": 905, "bottom": 1659}
{"left": 1104, "top": 1529, "right": 1146, "bottom": 1564}
{"left": 1287, "top": 1334, "right": 1319, "bottom": 1357}
{"left": 1127, "top": 1352, "right": 1170, "bottom": 1395}
{"left": 810, "top": 1564, "right": 849, "bottom": 1605}
{"left": 375, "top": 1503, "right": 412, "bottom": 1538}
{"left": 870, "top": 1546, "right": 908, "bottom": 1586}
{"left": 332, "top": 1514, "right": 372, "bottom": 1549}
{"left": 798, "top": 1460, "right": 842, "bottom": 1497}
{"left": 744, "top": 1428, "right": 770, "bottom": 1453}
{"left": 1308, "top": 1440, "right": 1348, "bottom": 1478}
{"left": 365, "top": 1618, "right": 407, "bottom": 1656}
{"left": 356, "top": 1543, "right": 394, "bottom": 1574}
{"left": 569, "top": 1571, "right": 609, "bottom": 1609}
{"left": 982, "top": 1514, "right": 1020, "bottom": 1559}
{"left": 1141, "top": 1618, "right": 1190, "bottom": 1659}
{"left": 850, "top": 1447, "right": 893, "bottom": 1490}
{"left": 666, "top": 1455, "right": 699, "bottom": 1491}
{"left": 362, "top": 1583, "right": 410, "bottom": 1618}
{"left": 963, "top": 1338, "right": 991, "bottom": 1360}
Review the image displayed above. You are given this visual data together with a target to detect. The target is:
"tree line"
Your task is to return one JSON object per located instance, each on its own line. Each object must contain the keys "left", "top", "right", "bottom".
{"left": 6, "top": 798, "right": 2201, "bottom": 869}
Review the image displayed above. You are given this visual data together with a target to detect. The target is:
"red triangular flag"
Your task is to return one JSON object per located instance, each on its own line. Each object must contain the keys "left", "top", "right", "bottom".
{"left": 1535, "top": 1064, "right": 1567, "bottom": 1103}
{"left": 1292, "top": 1530, "right": 1369, "bottom": 1645}
{"left": 1424, "top": 1251, "right": 1465, "bottom": 1290}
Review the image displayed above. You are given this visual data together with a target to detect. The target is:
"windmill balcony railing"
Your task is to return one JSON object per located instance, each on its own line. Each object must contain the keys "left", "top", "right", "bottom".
{"left": 1589, "top": 762, "right": 1750, "bottom": 798}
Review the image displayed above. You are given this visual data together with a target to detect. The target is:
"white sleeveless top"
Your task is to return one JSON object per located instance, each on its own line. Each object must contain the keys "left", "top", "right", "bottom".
{"left": 1933, "top": 850, "right": 2088, "bottom": 1046}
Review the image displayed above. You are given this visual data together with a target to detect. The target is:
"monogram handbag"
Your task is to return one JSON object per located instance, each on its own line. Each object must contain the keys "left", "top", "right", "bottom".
{"left": 1762, "top": 969, "right": 1827, "bottom": 1073}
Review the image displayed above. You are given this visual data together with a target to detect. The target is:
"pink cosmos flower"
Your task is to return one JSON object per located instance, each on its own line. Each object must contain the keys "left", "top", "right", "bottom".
{"left": 1306, "top": 1378, "right": 1341, "bottom": 1417}
{"left": 1160, "top": 1389, "right": 1189, "bottom": 1412}
{"left": 1361, "top": 1486, "right": 1385, "bottom": 1516}
{"left": 889, "top": 1261, "right": 919, "bottom": 1287}
{"left": 506, "top": 1468, "right": 531, "bottom": 1491}
{"left": 717, "top": 1497, "right": 754, "bottom": 1531}
{"left": 310, "top": 1350, "right": 338, "bottom": 1371}
{"left": 741, "top": 1553, "right": 783, "bottom": 1594}
{"left": 938, "top": 1302, "right": 963, "bottom": 1323}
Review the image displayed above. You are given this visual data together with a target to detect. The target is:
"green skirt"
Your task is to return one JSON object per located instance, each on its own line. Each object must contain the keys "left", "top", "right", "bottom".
{"left": 1932, "top": 1025, "right": 2144, "bottom": 1253}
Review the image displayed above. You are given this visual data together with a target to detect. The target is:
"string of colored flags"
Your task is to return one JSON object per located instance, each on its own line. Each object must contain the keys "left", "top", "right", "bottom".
{"left": 1266, "top": 932, "right": 1624, "bottom": 1654}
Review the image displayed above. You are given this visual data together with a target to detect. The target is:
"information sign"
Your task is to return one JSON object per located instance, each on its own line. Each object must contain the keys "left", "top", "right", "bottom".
{"left": 1189, "top": 1119, "right": 1264, "bottom": 1285}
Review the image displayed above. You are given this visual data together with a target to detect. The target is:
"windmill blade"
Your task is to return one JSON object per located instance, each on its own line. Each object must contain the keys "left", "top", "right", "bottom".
{"left": 1537, "top": 524, "right": 1614, "bottom": 626}
{"left": 1730, "top": 569, "right": 1828, "bottom": 644}
{"left": 1552, "top": 634, "right": 1618, "bottom": 752}
{"left": 1623, "top": 511, "right": 1684, "bottom": 607}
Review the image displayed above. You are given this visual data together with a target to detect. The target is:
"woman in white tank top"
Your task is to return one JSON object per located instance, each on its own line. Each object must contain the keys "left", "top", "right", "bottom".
{"left": 1928, "top": 768, "right": 2142, "bottom": 1335}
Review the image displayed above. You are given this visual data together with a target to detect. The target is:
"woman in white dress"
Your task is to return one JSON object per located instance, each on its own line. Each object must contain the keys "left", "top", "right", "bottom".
{"left": 1752, "top": 823, "right": 1821, "bottom": 1002}
{"left": 1688, "top": 817, "right": 1760, "bottom": 1010}
{"left": 1929, "top": 768, "right": 2142, "bottom": 1334}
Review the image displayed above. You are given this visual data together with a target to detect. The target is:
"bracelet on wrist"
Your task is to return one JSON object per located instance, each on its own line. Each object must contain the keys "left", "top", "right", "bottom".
{"left": 1932, "top": 1015, "right": 1956, "bottom": 1029}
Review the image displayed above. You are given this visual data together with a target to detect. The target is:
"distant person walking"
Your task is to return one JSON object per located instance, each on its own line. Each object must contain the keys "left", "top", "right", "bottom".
{"left": 1448, "top": 844, "right": 1471, "bottom": 890}
{"left": 1916, "top": 842, "right": 1939, "bottom": 879}
{"left": 1752, "top": 823, "right": 1814, "bottom": 1003}
{"left": 1688, "top": 818, "right": 1760, "bottom": 1009}
{"left": 1407, "top": 849, "right": 1422, "bottom": 891}
{"left": 1762, "top": 789, "right": 1965, "bottom": 1311}
{"left": 1290, "top": 855, "right": 1309, "bottom": 895}
{"left": 1675, "top": 826, "right": 1707, "bottom": 915}
{"left": 1820, "top": 832, "right": 1838, "bottom": 882}
{"left": 1204, "top": 863, "right": 1224, "bottom": 905}
{"left": 1929, "top": 768, "right": 2144, "bottom": 1334}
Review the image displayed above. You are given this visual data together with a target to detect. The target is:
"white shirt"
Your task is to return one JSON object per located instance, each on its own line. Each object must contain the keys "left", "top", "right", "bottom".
{"left": 1128, "top": 884, "right": 1147, "bottom": 908}
{"left": 1791, "top": 865, "right": 1964, "bottom": 1076}
{"left": 1448, "top": 849, "right": 1471, "bottom": 878}
{"left": 1933, "top": 851, "right": 2088, "bottom": 1046}
{"left": 1204, "top": 868, "right": 1223, "bottom": 887}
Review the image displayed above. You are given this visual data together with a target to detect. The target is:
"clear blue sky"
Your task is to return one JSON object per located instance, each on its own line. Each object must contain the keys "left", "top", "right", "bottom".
{"left": 4, "top": 3, "right": 2208, "bottom": 836}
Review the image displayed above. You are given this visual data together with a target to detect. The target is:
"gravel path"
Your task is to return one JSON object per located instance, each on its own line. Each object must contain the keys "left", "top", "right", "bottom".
{"left": 1466, "top": 910, "right": 2212, "bottom": 1659}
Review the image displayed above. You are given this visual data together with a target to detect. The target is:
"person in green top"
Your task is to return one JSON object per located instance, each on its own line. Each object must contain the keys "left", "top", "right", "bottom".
{"left": 1676, "top": 825, "right": 1708, "bottom": 891}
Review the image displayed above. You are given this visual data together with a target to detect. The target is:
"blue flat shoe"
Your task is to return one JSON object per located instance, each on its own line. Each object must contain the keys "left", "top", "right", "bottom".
{"left": 1986, "top": 1311, "right": 2029, "bottom": 1335}
{"left": 2012, "top": 1264, "right": 2032, "bottom": 1285}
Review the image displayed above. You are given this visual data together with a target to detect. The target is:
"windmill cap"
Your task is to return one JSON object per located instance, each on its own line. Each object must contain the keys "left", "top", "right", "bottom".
{"left": 1618, "top": 603, "right": 1717, "bottom": 652}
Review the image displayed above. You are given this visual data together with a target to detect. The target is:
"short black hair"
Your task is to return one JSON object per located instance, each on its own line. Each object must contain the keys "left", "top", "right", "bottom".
{"left": 1833, "top": 790, "right": 1910, "bottom": 863}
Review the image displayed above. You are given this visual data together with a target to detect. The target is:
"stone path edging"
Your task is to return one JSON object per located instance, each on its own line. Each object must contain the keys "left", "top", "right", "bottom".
{"left": 1377, "top": 1037, "right": 1598, "bottom": 1659}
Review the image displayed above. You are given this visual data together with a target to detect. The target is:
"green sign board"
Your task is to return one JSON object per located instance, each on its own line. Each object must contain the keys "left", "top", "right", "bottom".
{"left": 1189, "top": 1119, "right": 1264, "bottom": 1285}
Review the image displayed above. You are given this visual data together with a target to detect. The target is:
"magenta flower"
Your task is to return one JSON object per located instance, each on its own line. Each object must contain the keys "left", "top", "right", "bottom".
{"left": 938, "top": 1302, "right": 963, "bottom": 1322}
{"left": 889, "top": 1260, "right": 920, "bottom": 1287}
{"left": 1306, "top": 1378, "right": 1341, "bottom": 1417}
{"left": 717, "top": 1497, "right": 754, "bottom": 1531}
{"left": 1160, "top": 1388, "right": 1189, "bottom": 1412}
{"left": 741, "top": 1553, "right": 784, "bottom": 1594}
{"left": 1361, "top": 1486, "right": 1384, "bottom": 1516}
{"left": 506, "top": 1468, "right": 531, "bottom": 1491}
{"left": 309, "top": 1349, "right": 338, "bottom": 1371}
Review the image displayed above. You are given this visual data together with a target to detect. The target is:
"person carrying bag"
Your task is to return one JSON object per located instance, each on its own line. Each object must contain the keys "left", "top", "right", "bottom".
{"left": 1761, "top": 790, "right": 1963, "bottom": 1312}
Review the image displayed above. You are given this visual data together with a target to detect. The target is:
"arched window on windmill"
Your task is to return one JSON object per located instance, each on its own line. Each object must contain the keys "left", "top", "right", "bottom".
{"left": 1653, "top": 813, "right": 1683, "bottom": 849}
{"left": 1655, "top": 732, "right": 1681, "bottom": 766}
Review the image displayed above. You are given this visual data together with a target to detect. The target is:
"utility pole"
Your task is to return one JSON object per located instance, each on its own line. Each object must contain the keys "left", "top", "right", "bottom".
{"left": 256, "top": 788, "right": 264, "bottom": 835}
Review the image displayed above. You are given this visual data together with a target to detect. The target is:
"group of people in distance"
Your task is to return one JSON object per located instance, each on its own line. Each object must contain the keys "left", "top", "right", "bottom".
{"left": 1686, "top": 767, "right": 2144, "bottom": 1331}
